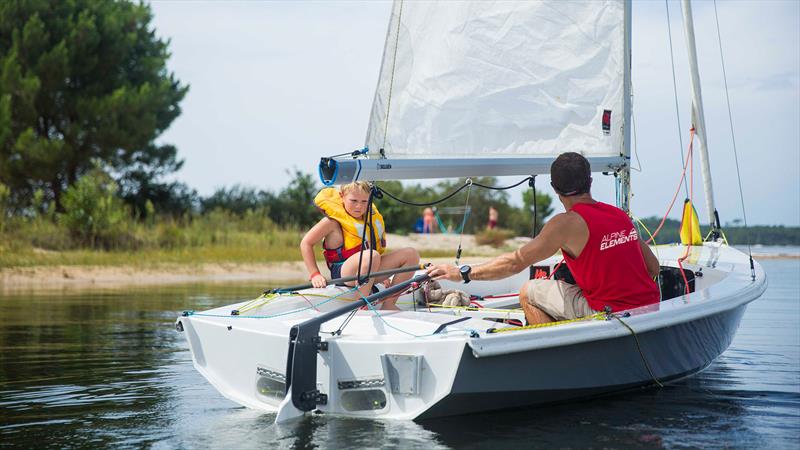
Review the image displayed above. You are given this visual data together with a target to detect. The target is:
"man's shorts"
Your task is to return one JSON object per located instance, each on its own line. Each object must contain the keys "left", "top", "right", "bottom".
{"left": 525, "top": 279, "right": 597, "bottom": 320}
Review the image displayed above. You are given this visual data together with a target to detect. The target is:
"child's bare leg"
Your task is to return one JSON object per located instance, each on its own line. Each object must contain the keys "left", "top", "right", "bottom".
{"left": 374, "top": 248, "right": 420, "bottom": 309}
{"left": 341, "top": 251, "right": 382, "bottom": 299}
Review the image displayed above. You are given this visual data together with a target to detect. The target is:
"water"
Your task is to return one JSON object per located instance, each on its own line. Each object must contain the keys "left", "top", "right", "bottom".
{"left": 1, "top": 259, "right": 798, "bottom": 449}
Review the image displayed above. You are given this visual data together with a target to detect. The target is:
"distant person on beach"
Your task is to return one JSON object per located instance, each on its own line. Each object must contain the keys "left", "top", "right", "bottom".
{"left": 301, "top": 181, "right": 420, "bottom": 309}
{"left": 423, "top": 207, "right": 435, "bottom": 234}
{"left": 487, "top": 206, "right": 498, "bottom": 230}
{"left": 427, "top": 152, "right": 660, "bottom": 324}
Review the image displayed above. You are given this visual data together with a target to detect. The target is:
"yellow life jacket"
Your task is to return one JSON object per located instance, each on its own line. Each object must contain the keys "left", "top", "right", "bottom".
{"left": 314, "top": 188, "right": 386, "bottom": 263}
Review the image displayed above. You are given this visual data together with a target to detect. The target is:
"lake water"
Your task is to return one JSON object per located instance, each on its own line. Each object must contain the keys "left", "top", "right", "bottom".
{"left": 1, "top": 258, "right": 798, "bottom": 449}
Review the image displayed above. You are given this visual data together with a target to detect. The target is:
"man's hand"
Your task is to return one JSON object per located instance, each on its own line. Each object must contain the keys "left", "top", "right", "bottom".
{"left": 426, "top": 264, "right": 462, "bottom": 282}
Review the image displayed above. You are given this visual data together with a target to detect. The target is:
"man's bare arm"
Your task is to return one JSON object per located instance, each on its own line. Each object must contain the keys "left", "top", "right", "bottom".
{"left": 639, "top": 239, "right": 660, "bottom": 279}
{"left": 470, "top": 215, "right": 569, "bottom": 281}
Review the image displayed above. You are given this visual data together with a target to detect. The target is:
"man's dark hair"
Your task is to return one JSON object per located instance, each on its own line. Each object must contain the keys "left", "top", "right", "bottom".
{"left": 550, "top": 152, "right": 591, "bottom": 196}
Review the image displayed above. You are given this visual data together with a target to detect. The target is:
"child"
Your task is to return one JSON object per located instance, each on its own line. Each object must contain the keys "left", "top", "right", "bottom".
{"left": 422, "top": 207, "right": 435, "bottom": 233}
{"left": 300, "top": 181, "right": 420, "bottom": 309}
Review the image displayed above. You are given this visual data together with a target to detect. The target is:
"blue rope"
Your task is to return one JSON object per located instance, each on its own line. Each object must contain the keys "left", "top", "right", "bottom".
{"left": 184, "top": 286, "right": 481, "bottom": 338}
{"left": 357, "top": 292, "right": 480, "bottom": 338}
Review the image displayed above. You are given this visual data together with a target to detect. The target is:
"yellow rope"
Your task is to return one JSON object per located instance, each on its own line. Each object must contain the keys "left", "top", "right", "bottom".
{"left": 633, "top": 215, "right": 660, "bottom": 261}
{"left": 488, "top": 312, "right": 606, "bottom": 333}
{"left": 426, "top": 303, "right": 524, "bottom": 314}
{"left": 237, "top": 290, "right": 360, "bottom": 314}
{"left": 236, "top": 293, "right": 279, "bottom": 314}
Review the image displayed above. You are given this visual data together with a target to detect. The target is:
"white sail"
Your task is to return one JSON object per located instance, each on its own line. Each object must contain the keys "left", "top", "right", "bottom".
{"left": 365, "top": 0, "right": 626, "bottom": 159}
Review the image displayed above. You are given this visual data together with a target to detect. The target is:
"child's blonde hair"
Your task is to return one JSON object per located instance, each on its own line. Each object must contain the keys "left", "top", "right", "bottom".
{"left": 340, "top": 181, "right": 372, "bottom": 195}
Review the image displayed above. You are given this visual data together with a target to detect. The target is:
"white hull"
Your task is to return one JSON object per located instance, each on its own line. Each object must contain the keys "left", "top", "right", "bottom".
{"left": 177, "top": 244, "right": 765, "bottom": 421}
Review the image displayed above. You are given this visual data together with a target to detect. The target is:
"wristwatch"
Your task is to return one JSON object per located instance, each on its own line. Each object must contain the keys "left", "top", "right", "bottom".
{"left": 459, "top": 265, "right": 472, "bottom": 284}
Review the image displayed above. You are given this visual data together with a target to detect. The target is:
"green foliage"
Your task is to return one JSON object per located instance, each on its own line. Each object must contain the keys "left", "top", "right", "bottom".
{"left": 266, "top": 170, "right": 320, "bottom": 228}
{"left": 374, "top": 177, "right": 553, "bottom": 237}
{"left": 0, "top": 0, "right": 188, "bottom": 212}
{"left": 634, "top": 216, "right": 800, "bottom": 245}
{"left": 59, "top": 169, "right": 132, "bottom": 248}
{"left": 523, "top": 187, "right": 555, "bottom": 234}
{"left": 0, "top": 181, "right": 9, "bottom": 231}
{"left": 201, "top": 185, "right": 268, "bottom": 216}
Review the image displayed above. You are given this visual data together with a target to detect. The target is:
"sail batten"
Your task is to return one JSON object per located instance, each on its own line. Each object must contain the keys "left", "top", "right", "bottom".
{"left": 365, "top": 0, "right": 626, "bottom": 160}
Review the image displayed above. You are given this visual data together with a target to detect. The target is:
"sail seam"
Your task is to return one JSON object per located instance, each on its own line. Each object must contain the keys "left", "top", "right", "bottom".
{"left": 381, "top": 0, "right": 404, "bottom": 155}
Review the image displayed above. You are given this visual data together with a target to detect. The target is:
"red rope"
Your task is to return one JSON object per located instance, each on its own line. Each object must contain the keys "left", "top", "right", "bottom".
{"left": 646, "top": 128, "right": 696, "bottom": 244}
{"left": 677, "top": 131, "right": 695, "bottom": 296}
{"left": 547, "top": 259, "right": 566, "bottom": 280}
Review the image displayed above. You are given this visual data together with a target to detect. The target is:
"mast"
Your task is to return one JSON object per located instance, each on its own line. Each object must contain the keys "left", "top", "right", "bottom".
{"left": 619, "top": 0, "right": 632, "bottom": 212}
{"left": 681, "top": 0, "right": 720, "bottom": 233}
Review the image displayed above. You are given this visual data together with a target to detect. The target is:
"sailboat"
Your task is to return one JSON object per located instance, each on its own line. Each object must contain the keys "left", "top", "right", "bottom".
{"left": 176, "top": 0, "right": 766, "bottom": 422}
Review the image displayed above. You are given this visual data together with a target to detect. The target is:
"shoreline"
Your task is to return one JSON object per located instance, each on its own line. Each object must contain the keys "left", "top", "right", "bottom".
{"left": 1, "top": 252, "right": 796, "bottom": 293}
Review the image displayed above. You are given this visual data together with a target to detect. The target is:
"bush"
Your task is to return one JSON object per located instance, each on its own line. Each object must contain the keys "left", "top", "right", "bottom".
{"left": 0, "top": 182, "right": 9, "bottom": 232}
{"left": 59, "top": 169, "right": 133, "bottom": 248}
{"left": 474, "top": 228, "right": 516, "bottom": 247}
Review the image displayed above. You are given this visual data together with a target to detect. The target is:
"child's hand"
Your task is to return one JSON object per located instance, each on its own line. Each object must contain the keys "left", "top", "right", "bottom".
{"left": 311, "top": 274, "right": 328, "bottom": 288}
{"left": 382, "top": 276, "right": 394, "bottom": 289}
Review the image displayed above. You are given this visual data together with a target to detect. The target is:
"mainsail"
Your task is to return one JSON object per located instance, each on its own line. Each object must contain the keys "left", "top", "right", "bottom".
{"left": 320, "top": 0, "right": 630, "bottom": 184}
{"left": 368, "top": 0, "right": 626, "bottom": 158}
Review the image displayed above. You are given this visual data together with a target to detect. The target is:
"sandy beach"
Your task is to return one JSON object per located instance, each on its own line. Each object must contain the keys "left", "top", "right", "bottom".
{"left": 1, "top": 233, "right": 794, "bottom": 292}
{"left": 0, "top": 233, "right": 523, "bottom": 292}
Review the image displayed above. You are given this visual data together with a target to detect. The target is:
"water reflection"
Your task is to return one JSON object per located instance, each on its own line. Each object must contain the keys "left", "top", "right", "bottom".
{"left": 1, "top": 259, "right": 798, "bottom": 448}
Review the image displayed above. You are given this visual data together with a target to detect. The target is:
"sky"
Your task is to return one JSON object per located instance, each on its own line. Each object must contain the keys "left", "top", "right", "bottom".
{"left": 149, "top": 0, "right": 799, "bottom": 226}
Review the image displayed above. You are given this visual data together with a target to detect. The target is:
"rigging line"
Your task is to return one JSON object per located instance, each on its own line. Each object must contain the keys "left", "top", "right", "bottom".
{"left": 377, "top": 176, "right": 533, "bottom": 208}
{"left": 454, "top": 179, "right": 473, "bottom": 266}
{"left": 631, "top": 109, "right": 642, "bottom": 172}
{"left": 633, "top": 215, "right": 663, "bottom": 301}
{"left": 331, "top": 308, "right": 359, "bottom": 336}
{"left": 355, "top": 187, "right": 378, "bottom": 290}
{"left": 646, "top": 128, "right": 695, "bottom": 244}
{"left": 531, "top": 176, "right": 538, "bottom": 238}
{"left": 610, "top": 314, "right": 664, "bottom": 388}
{"left": 677, "top": 134, "right": 696, "bottom": 296}
{"left": 381, "top": 0, "right": 404, "bottom": 154}
{"left": 471, "top": 177, "right": 533, "bottom": 191}
{"left": 665, "top": 0, "right": 689, "bottom": 197}
{"left": 358, "top": 291, "right": 480, "bottom": 339}
{"left": 713, "top": 0, "right": 755, "bottom": 278}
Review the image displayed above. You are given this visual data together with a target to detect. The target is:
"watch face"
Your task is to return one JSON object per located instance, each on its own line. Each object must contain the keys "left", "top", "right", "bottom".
{"left": 459, "top": 265, "right": 471, "bottom": 283}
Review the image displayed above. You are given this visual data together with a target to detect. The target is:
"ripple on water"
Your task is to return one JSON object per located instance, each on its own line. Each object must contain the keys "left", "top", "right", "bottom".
{"left": 1, "top": 264, "right": 798, "bottom": 448}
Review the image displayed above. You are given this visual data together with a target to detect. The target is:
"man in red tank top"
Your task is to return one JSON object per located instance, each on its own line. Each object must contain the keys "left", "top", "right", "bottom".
{"left": 427, "top": 152, "right": 660, "bottom": 324}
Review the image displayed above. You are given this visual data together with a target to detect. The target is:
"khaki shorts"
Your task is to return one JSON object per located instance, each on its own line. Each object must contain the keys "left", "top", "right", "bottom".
{"left": 525, "top": 279, "right": 597, "bottom": 320}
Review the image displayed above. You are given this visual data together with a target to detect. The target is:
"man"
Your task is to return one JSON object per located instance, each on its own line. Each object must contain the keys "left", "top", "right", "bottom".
{"left": 427, "top": 152, "right": 660, "bottom": 324}
{"left": 487, "top": 206, "right": 498, "bottom": 230}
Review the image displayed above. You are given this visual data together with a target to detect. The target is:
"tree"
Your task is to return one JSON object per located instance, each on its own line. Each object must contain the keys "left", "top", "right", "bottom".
{"left": 267, "top": 170, "right": 320, "bottom": 228}
{"left": 201, "top": 184, "right": 267, "bottom": 216}
{"left": 0, "top": 1, "right": 188, "bottom": 212}
{"left": 520, "top": 187, "right": 554, "bottom": 235}
{"left": 60, "top": 167, "right": 129, "bottom": 248}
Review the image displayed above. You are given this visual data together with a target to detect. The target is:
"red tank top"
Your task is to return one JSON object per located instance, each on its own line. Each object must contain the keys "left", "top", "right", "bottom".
{"left": 562, "top": 202, "right": 659, "bottom": 312}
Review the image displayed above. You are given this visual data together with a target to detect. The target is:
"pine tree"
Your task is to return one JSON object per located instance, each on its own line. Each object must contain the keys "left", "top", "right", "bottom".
{"left": 0, "top": 0, "right": 188, "bottom": 212}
